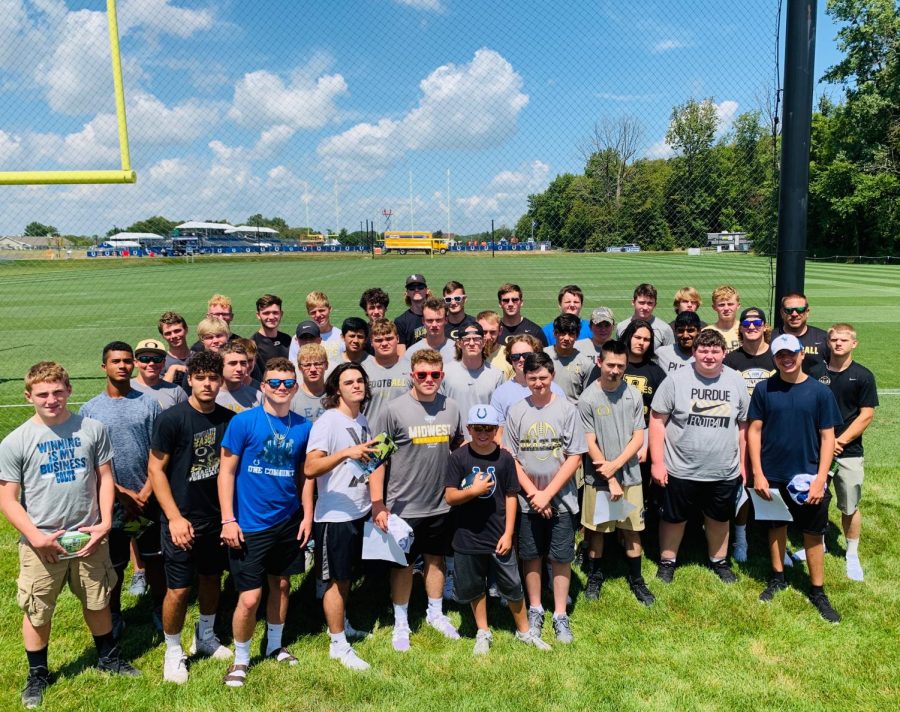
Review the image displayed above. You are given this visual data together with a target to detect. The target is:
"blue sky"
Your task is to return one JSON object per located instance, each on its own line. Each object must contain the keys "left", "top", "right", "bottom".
{"left": 0, "top": 0, "right": 846, "bottom": 236}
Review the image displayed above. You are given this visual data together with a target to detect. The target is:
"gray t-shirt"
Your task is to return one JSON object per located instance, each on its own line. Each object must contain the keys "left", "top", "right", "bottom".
{"left": 215, "top": 383, "right": 263, "bottom": 413}
{"left": 363, "top": 359, "right": 411, "bottom": 433}
{"left": 440, "top": 360, "right": 505, "bottom": 423}
{"left": 0, "top": 414, "right": 113, "bottom": 535}
{"left": 406, "top": 337, "right": 457, "bottom": 363}
{"left": 130, "top": 378, "right": 187, "bottom": 410}
{"left": 490, "top": 379, "right": 566, "bottom": 423}
{"left": 650, "top": 366, "right": 749, "bottom": 481}
{"left": 546, "top": 347, "right": 595, "bottom": 403}
{"left": 307, "top": 408, "right": 372, "bottom": 522}
{"left": 290, "top": 387, "right": 326, "bottom": 422}
{"left": 577, "top": 381, "right": 645, "bottom": 486}
{"left": 655, "top": 344, "right": 694, "bottom": 373}
{"left": 574, "top": 339, "right": 602, "bottom": 357}
{"left": 616, "top": 315, "right": 675, "bottom": 348}
{"left": 382, "top": 392, "right": 463, "bottom": 518}
{"left": 503, "top": 395, "right": 587, "bottom": 515}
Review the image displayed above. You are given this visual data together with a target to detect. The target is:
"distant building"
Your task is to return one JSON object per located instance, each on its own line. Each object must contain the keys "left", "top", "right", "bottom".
{"left": 0, "top": 236, "right": 53, "bottom": 250}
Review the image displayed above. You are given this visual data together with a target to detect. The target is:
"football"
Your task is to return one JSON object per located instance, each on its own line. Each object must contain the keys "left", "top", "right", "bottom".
{"left": 58, "top": 531, "right": 91, "bottom": 557}
{"left": 786, "top": 474, "right": 816, "bottom": 505}
{"left": 460, "top": 467, "right": 496, "bottom": 499}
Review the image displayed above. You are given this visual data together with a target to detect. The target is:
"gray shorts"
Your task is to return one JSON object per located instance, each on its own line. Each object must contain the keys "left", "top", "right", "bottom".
{"left": 832, "top": 456, "right": 864, "bottom": 515}
{"left": 518, "top": 511, "right": 577, "bottom": 563}
{"left": 453, "top": 550, "right": 524, "bottom": 604}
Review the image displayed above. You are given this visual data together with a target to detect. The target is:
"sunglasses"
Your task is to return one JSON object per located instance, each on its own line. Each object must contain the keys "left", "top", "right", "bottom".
{"left": 136, "top": 354, "right": 165, "bottom": 364}
{"left": 406, "top": 284, "right": 427, "bottom": 291}
{"left": 741, "top": 319, "right": 764, "bottom": 328}
{"left": 265, "top": 378, "right": 297, "bottom": 389}
{"left": 444, "top": 295, "right": 466, "bottom": 303}
{"left": 782, "top": 306, "right": 808, "bottom": 315}
{"left": 509, "top": 353, "right": 531, "bottom": 361}
{"left": 412, "top": 370, "right": 442, "bottom": 381}
{"left": 470, "top": 424, "right": 497, "bottom": 433}
{"left": 500, "top": 297, "right": 521, "bottom": 304}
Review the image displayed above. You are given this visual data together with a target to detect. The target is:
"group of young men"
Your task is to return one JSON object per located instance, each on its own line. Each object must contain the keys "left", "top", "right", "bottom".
{"left": 0, "top": 274, "right": 878, "bottom": 706}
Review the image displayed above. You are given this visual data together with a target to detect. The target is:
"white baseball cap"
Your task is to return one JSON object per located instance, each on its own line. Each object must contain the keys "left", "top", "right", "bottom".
{"left": 770, "top": 333, "right": 802, "bottom": 354}
{"left": 467, "top": 404, "right": 501, "bottom": 426}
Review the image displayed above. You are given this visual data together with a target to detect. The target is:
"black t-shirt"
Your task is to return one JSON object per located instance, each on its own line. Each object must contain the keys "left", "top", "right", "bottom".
{"left": 394, "top": 309, "right": 426, "bottom": 348}
{"left": 723, "top": 348, "right": 776, "bottom": 395}
{"left": 498, "top": 317, "right": 549, "bottom": 348}
{"left": 771, "top": 325, "right": 830, "bottom": 372}
{"left": 251, "top": 330, "right": 292, "bottom": 380}
{"left": 445, "top": 313, "right": 476, "bottom": 341}
{"left": 150, "top": 401, "right": 234, "bottom": 533}
{"left": 445, "top": 445, "right": 520, "bottom": 554}
{"left": 815, "top": 361, "right": 878, "bottom": 457}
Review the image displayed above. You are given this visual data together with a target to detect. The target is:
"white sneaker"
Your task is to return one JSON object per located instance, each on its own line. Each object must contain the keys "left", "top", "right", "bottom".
{"left": 391, "top": 623, "right": 411, "bottom": 652}
{"left": 163, "top": 651, "right": 188, "bottom": 684}
{"left": 344, "top": 619, "right": 370, "bottom": 642}
{"left": 329, "top": 641, "right": 370, "bottom": 671}
{"left": 733, "top": 540, "right": 748, "bottom": 563}
{"left": 190, "top": 624, "right": 233, "bottom": 660}
{"left": 846, "top": 555, "right": 864, "bottom": 581}
{"left": 473, "top": 630, "right": 492, "bottom": 656}
{"left": 128, "top": 570, "right": 147, "bottom": 597}
{"left": 515, "top": 629, "right": 552, "bottom": 651}
{"left": 426, "top": 612, "right": 460, "bottom": 640}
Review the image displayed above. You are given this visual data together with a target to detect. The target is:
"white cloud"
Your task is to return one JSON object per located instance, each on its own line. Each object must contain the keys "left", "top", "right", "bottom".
{"left": 119, "top": 0, "right": 214, "bottom": 38}
{"left": 652, "top": 39, "right": 687, "bottom": 53}
{"left": 0, "top": 129, "right": 23, "bottom": 162}
{"left": 644, "top": 139, "right": 675, "bottom": 159}
{"left": 715, "top": 99, "right": 739, "bottom": 133}
{"left": 318, "top": 48, "right": 528, "bottom": 181}
{"left": 393, "top": 0, "right": 444, "bottom": 12}
{"left": 209, "top": 124, "right": 296, "bottom": 162}
{"left": 488, "top": 160, "right": 550, "bottom": 192}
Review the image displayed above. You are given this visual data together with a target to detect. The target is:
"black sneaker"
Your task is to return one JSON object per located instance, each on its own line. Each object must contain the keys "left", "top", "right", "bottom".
{"left": 627, "top": 576, "right": 656, "bottom": 606}
{"left": 584, "top": 573, "right": 603, "bottom": 600}
{"left": 809, "top": 591, "right": 841, "bottom": 623}
{"left": 708, "top": 560, "right": 737, "bottom": 584}
{"left": 656, "top": 561, "right": 676, "bottom": 584}
{"left": 21, "top": 666, "right": 50, "bottom": 709}
{"left": 97, "top": 646, "right": 141, "bottom": 677}
{"left": 759, "top": 577, "right": 789, "bottom": 602}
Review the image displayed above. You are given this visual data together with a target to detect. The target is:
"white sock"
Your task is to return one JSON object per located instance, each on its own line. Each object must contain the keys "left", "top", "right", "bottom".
{"left": 427, "top": 597, "right": 443, "bottom": 618}
{"left": 164, "top": 632, "right": 183, "bottom": 654}
{"left": 735, "top": 525, "right": 747, "bottom": 545}
{"left": 265, "top": 623, "right": 284, "bottom": 655}
{"left": 198, "top": 613, "right": 216, "bottom": 640}
{"left": 846, "top": 538, "right": 860, "bottom": 558}
{"left": 393, "top": 603, "right": 409, "bottom": 627}
{"left": 234, "top": 639, "right": 252, "bottom": 667}
{"left": 329, "top": 630, "right": 347, "bottom": 646}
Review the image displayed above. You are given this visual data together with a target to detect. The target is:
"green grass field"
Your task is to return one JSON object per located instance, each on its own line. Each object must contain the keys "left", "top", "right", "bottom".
{"left": 0, "top": 252, "right": 897, "bottom": 710}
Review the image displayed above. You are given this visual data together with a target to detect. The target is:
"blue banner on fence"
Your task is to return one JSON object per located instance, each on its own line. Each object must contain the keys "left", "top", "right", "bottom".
{"left": 87, "top": 242, "right": 547, "bottom": 257}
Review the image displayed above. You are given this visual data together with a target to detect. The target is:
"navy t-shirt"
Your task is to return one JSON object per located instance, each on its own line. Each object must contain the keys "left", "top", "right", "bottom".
{"left": 748, "top": 375, "right": 843, "bottom": 483}
{"left": 395, "top": 309, "right": 426, "bottom": 348}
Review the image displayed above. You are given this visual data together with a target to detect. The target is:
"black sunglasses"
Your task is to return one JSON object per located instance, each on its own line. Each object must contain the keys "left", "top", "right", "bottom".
{"left": 136, "top": 354, "right": 165, "bottom": 364}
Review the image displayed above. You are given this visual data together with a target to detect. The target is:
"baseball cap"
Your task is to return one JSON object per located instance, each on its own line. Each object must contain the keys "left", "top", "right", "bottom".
{"left": 405, "top": 273, "right": 427, "bottom": 288}
{"left": 740, "top": 307, "right": 767, "bottom": 323}
{"left": 341, "top": 317, "right": 369, "bottom": 335}
{"left": 674, "top": 311, "right": 702, "bottom": 329}
{"left": 590, "top": 307, "right": 615, "bottom": 325}
{"left": 135, "top": 338, "right": 167, "bottom": 355}
{"left": 458, "top": 323, "right": 484, "bottom": 339}
{"left": 467, "top": 404, "right": 501, "bottom": 426}
{"left": 770, "top": 333, "right": 802, "bottom": 354}
{"left": 295, "top": 320, "right": 320, "bottom": 339}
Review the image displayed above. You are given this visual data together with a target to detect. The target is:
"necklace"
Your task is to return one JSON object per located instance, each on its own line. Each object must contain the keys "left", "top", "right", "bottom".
{"left": 264, "top": 410, "right": 291, "bottom": 446}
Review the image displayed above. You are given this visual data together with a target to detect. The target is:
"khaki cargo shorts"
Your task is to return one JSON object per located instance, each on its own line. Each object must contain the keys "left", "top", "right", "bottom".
{"left": 582, "top": 483, "right": 645, "bottom": 533}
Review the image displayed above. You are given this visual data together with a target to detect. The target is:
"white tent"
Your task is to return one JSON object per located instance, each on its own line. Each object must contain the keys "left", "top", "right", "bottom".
{"left": 226, "top": 225, "right": 280, "bottom": 235}
{"left": 175, "top": 221, "right": 233, "bottom": 231}
{"left": 107, "top": 232, "right": 166, "bottom": 243}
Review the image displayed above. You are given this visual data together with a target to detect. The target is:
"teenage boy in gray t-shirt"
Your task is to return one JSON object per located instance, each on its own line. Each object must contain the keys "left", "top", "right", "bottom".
{"left": 649, "top": 330, "right": 749, "bottom": 585}
{"left": 363, "top": 319, "right": 411, "bottom": 432}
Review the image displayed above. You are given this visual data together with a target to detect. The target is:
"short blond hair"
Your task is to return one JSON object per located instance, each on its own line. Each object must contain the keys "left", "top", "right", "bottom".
{"left": 298, "top": 343, "right": 328, "bottom": 366}
{"left": 25, "top": 361, "right": 71, "bottom": 394}
{"left": 476, "top": 310, "right": 501, "bottom": 325}
{"left": 197, "top": 316, "right": 230, "bottom": 338}
{"left": 828, "top": 323, "right": 857, "bottom": 341}
{"left": 306, "top": 291, "right": 330, "bottom": 311}
{"left": 673, "top": 287, "right": 702, "bottom": 309}
{"left": 207, "top": 294, "right": 232, "bottom": 310}
{"left": 370, "top": 318, "right": 398, "bottom": 338}
{"left": 711, "top": 285, "right": 740, "bottom": 305}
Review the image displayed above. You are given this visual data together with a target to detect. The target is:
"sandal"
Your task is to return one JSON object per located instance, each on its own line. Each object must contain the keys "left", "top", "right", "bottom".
{"left": 268, "top": 648, "right": 298, "bottom": 666}
{"left": 223, "top": 663, "right": 248, "bottom": 687}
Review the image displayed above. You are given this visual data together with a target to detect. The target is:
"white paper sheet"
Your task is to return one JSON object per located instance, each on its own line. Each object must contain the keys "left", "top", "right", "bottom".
{"left": 362, "top": 519, "right": 410, "bottom": 565}
{"left": 735, "top": 486, "right": 749, "bottom": 517}
{"left": 591, "top": 490, "right": 637, "bottom": 525}
{"left": 748, "top": 488, "right": 793, "bottom": 521}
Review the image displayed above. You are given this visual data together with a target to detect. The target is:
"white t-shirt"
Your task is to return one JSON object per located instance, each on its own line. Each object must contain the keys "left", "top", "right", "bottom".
{"left": 307, "top": 408, "right": 372, "bottom": 522}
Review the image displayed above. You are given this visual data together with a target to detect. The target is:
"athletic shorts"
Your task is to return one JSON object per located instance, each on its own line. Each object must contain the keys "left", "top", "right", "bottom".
{"left": 767, "top": 483, "right": 832, "bottom": 536}
{"left": 404, "top": 513, "right": 453, "bottom": 561}
{"left": 832, "top": 456, "right": 864, "bottom": 516}
{"left": 16, "top": 539, "right": 117, "bottom": 627}
{"left": 453, "top": 550, "right": 524, "bottom": 604}
{"left": 314, "top": 517, "right": 366, "bottom": 583}
{"left": 518, "top": 511, "right": 577, "bottom": 563}
{"left": 660, "top": 475, "right": 742, "bottom": 524}
{"left": 582, "top": 483, "right": 645, "bottom": 533}
{"left": 161, "top": 522, "right": 227, "bottom": 590}
{"left": 109, "top": 522, "right": 162, "bottom": 568}
{"left": 228, "top": 515, "right": 306, "bottom": 592}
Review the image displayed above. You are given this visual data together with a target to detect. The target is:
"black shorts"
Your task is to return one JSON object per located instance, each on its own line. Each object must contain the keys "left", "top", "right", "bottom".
{"left": 109, "top": 522, "right": 162, "bottom": 568}
{"left": 161, "top": 522, "right": 227, "bottom": 589}
{"left": 518, "top": 511, "right": 577, "bottom": 563}
{"left": 660, "top": 475, "right": 741, "bottom": 523}
{"left": 404, "top": 513, "right": 453, "bottom": 560}
{"left": 314, "top": 517, "right": 366, "bottom": 583}
{"left": 228, "top": 515, "right": 306, "bottom": 592}
{"left": 767, "top": 483, "right": 832, "bottom": 536}
{"left": 454, "top": 550, "right": 524, "bottom": 604}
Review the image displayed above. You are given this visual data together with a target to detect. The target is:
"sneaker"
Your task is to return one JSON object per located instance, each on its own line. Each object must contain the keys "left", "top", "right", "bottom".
{"left": 304, "top": 542, "right": 315, "bottom": 572}
{"left": 846, "top": 555, "right": 864, "bottom": 582}
{"left": 97, "top": 646, "right": 141, "bottom": 677}
{"left": 733, "top": 540, "right": 748, "bottom": 563}
{"left": 527, "top": 608, "right": 545, "bottom": 636}
{"left": 473, "top": 629, "right": 492, "bottom": 656}
{"left": 21, "top": 667, "right": 50, "bottom": 709}
{"left": 627, "top": 576, "right": 656, "bottom": 606}
{"left": 392, "top": 623, "right": 411, "bottom": 652}
{"left": 584, "top": 573, "right": 604, "bottom": 601}
{"left": 190, "top": 624, "right": 233, "bottom": 660}
{"left": 759, "top": 577, "right": 789, "bottom": 602}
{"left": 708, "top": 560, "right": 737, "bottom": 584}
{"left": 426, "top": 612, "right": 460, "bottom": 640}
{"left": 443, "top": 570, "right": 458, "bottom": 603}
{"left": 656, "top": 561, "right": 676, "bottom": 584}
{"left": 128, "top": 570, "right": 147, "bottom": 596}
{"left": 329, "top": 641, "right": 370, "bottom": 671}
{"left": 515, "top": 629, "right": 552, "bottom": 651}
{"left": 111, "top": 612, "right": 126, "bottom": 641}
{"left": 163, "top": 651, "right": 188, "bottom": 684}
{"left": 809, "top": 591, "right": 841, "bottom": 623}
{"left": 552, "top": 614, "right": 574, "bottom": 644}
{"left": 344, "top": 619, "right": 370, "bottom": 642}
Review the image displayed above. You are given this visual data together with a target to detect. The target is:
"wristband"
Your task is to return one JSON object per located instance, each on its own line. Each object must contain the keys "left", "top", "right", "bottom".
{"left": 221, "top": 518, "right": 237, "bottom": 525}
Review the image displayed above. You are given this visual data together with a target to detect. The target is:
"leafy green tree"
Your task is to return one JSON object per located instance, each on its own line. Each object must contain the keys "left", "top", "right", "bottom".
{"left": 24, "top": 221, "right": 58, "bottom": 237}
{"left": 528, "top": 173, "right": 576, "bottom": 244}
{"left": 126, "top": 216, "right": 178, "bottom": 235}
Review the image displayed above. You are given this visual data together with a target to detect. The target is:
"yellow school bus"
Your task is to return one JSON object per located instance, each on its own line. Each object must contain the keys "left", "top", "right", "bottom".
{"left": 382, "top": 231, "right": 448, "bottom": 254}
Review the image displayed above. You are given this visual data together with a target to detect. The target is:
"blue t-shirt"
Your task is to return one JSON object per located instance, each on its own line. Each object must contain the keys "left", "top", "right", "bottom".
{"left": 542, "top": 318, "right": 592, "bottom": 347}
{"left": 748, "top": 375, "right": 843, "bottom": 484}
{"left": 221, "top": 407, "right": 311, "bottom": 533}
